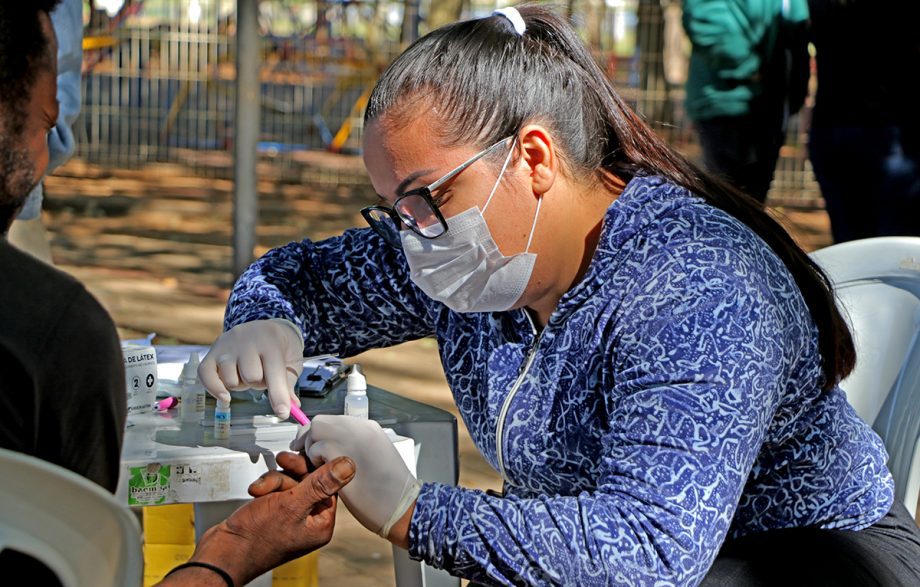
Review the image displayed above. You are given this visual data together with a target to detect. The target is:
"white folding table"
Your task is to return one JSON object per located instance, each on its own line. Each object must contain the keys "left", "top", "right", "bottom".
{"left": 117, "top": 382, "right": 459, "bottom": 587}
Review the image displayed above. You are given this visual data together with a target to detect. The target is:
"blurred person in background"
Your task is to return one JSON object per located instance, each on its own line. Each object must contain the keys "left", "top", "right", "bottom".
{"left": 807, "top": 0, "right": 920, "bottom": 243}
{"left": 683, "top": 0, "right": 811, "bottom": 203}
{"left": 7, "top": 0, "right": 83, "bottom": 264}
{"left": 199, "top": 5, "right": 920, "bottom": 585}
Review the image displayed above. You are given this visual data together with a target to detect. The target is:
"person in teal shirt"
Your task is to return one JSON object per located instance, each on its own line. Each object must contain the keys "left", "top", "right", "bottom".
{"left": 683, "top": 0, "right": 810, "bottom": 203}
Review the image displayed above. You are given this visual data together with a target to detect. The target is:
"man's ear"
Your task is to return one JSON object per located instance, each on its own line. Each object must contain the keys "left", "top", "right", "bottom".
{"left": 518, "top": 124, "right": 557, "bottom": 196}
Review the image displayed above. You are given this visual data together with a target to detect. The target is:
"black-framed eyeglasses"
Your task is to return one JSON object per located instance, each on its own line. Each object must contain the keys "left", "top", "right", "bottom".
{"left": 361, "top": 136, "right": 513, "bottom": 248}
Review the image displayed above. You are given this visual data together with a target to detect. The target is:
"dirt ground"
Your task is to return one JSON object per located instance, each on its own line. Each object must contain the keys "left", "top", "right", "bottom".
{"left": 39, "top": 156, "right": 833, "bottom": 586}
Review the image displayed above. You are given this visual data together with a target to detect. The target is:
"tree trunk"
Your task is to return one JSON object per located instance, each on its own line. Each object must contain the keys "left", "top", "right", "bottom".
{"left": 636, "top": 0, "right": 672, "bottom": 126}
{"left": 428, "top": 0, "right": 465, "bottom": 29}
{"left": 400, "top": 0, "right": 420, "bottom": 45}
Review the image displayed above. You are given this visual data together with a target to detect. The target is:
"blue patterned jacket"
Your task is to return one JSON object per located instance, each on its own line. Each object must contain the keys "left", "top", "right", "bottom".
{"left": 225, "top": 175, "right": 893, "bottom": 586}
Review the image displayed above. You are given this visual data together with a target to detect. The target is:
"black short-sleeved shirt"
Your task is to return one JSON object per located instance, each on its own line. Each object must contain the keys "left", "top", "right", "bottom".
{"left": 0, "top": 239, "right": 126, "bottom": 493}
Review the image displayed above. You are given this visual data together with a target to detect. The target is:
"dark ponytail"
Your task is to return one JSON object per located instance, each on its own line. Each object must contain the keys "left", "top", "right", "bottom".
{"left": 365, "top": 4, "right": 854, "bottom": 390}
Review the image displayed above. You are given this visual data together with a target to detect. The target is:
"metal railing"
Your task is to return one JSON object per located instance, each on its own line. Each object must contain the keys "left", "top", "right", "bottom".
{"left": 74, "top": 0, "right": 822, "bottom": 207}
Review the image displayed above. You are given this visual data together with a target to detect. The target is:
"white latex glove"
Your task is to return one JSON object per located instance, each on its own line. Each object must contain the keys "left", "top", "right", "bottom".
{"left": 291, "top": 415, "right": 421, "bottom": 538}
{"left": 198, "top": 318, "right": 304, "bottom": 419}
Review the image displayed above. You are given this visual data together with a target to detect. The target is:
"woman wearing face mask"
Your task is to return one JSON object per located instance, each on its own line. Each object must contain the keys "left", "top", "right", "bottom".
{"left": 199, "top": 6, "right": 920, "bottom": 586}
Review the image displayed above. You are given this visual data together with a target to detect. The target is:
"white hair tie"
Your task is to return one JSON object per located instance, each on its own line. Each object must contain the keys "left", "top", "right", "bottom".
{"left": 493, "top": 7, "right": 526, "bottom": 36}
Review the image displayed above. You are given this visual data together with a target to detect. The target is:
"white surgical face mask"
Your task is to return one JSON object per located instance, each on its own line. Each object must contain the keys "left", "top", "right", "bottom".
{"left": 400, "top": 142, "right": 542, "bottom": 313}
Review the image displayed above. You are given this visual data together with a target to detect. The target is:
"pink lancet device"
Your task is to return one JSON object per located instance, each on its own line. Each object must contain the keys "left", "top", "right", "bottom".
{"left": 289, "top": 404, "right": 310, "bottom": 426}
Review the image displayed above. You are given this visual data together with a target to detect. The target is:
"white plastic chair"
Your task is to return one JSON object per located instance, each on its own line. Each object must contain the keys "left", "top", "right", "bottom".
{"left": 810, "top": 236, "right": 920, "bottom": 519}
{"left": 0, "top": 448, "right": 143, "bottom": 586}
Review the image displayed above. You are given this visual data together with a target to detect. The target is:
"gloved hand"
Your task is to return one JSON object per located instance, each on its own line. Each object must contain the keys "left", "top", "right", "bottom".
{"left": 291, "top": 415, "right": 421, "bottom": 538}
{"left": 198, "top": 318, "right": 304, "bottom": 419}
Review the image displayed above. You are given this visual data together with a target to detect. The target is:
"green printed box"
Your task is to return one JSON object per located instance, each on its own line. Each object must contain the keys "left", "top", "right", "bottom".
{"left": 128, "top": 463, "right": 171, "bottom": 506}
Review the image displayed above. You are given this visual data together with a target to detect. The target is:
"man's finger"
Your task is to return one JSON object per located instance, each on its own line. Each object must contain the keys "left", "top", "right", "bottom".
{"left": 293, "top": 456, "right": 355, "bottom": 502}
{"left": 248, "top": 470, "right": 298, "bottom": 497}
{"left": 276, "top": 451, "right": 311, "bottom": 476}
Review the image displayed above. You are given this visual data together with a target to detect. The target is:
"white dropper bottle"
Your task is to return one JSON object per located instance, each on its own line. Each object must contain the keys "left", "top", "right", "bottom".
{"left": 179, "top": 352, "right": 206, "bottom": 423}
{"left": 344, "top": 364, "right": 368, "bottom": 419}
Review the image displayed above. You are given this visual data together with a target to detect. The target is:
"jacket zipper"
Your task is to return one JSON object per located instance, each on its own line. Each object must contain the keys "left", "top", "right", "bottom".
{"left": 495, "top": 309, "right": 541, "bottom": 483}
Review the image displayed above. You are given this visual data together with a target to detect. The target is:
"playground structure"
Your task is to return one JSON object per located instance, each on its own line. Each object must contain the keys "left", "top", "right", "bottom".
{"left": 80, "top": 0, "right": 390, "bottom": 168}
{"left": 75, "top": 0, "right": 822, "bottom": 206}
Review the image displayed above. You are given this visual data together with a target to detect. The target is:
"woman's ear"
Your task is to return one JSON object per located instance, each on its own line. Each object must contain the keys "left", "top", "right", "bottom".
{"left": 518, "top": 124, "right": 557, "bottom": 196}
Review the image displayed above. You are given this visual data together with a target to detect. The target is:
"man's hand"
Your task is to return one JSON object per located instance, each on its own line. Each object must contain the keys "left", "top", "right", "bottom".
{"left": 156, "top": 456, "right": 355, "bottom": 587}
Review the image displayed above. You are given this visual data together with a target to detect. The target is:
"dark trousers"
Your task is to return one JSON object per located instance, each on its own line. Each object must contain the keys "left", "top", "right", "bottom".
{"left": 702, "top": 501, "right": 920, "bottom": 586}
{"left": 809, "top": 124, "right": 920, "bottom": 244}
{"left": 695, "top": 114, "right": 786, "bottom": 203}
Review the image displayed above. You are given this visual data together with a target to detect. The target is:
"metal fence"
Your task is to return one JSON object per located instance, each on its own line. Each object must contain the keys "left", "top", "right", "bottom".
{"left": 75, "top": 0, "right": 822, "bottom": 207}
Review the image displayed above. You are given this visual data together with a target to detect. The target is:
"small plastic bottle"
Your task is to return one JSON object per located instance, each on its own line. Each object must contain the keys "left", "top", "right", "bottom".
{"left": 214, "top": 399, "right": 231, "bottom": 440}
{"left": 344, "top": 364, "right": 368, "bottom": 419}
{"left": 179, "top": 352, "right": 206, "bottom": 423}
